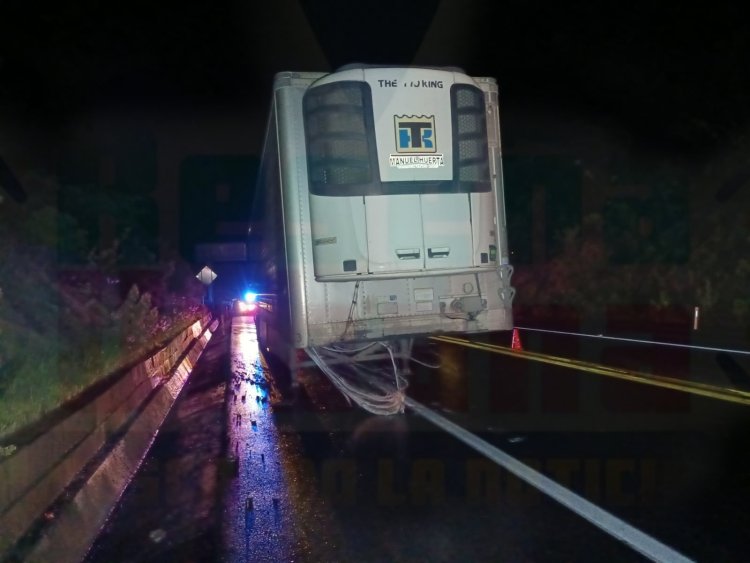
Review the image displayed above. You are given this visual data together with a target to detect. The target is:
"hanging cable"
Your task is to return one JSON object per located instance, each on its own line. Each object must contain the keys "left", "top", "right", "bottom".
{"left": 339, "top": 281, "right": 361, "bottom": 340}
{"left": 307, "top": 340, "right": 408, "bottom": 415}
{"left": 323, "top": 342, "right": 378, "bottom": 354}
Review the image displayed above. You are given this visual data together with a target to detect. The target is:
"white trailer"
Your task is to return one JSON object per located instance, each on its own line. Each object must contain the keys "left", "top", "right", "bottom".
{"left": 254, "top": 65, "right": 514, "bottom": 374}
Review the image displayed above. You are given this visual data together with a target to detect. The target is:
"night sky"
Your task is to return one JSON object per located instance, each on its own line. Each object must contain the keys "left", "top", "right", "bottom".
{"left": 2, "top": 1, "right": 749, "bottom": 147}
{"left": 1, "top": 1, "right": 749, "bottom": 270}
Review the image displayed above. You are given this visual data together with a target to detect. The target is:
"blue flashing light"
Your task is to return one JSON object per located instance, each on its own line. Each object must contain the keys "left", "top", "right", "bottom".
{"left": 244, "top": 292, "right": 257, "bottom": 303}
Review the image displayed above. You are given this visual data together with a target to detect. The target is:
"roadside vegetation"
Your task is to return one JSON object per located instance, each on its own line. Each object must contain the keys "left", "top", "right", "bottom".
{"left": 511, "top": 149, "right": 750, "bottom": 338}
{"left": 0, "top": 173, "right": 207, "bottom": 443}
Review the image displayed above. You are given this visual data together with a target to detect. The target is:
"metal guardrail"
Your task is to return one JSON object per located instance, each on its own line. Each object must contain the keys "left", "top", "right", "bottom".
{"left": 0, "top": 315, "right": 214, "bottom": 561}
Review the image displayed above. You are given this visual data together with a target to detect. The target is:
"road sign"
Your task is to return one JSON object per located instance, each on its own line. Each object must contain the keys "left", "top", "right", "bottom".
{"left": 196, "top": 265, "right": 218, "bottom": 285}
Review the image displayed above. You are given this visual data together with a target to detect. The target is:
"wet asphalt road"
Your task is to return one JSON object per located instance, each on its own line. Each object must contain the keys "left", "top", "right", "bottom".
{"left": 86, "top": 317, "right": 750, "bottom": 562}
{"left": 220, "top": 318, "right": 343, "bottom": 562}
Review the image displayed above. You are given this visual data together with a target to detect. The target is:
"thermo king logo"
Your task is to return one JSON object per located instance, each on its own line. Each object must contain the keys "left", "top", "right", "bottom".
{"left": 394, "top": 115, "right": 436, "bottom": 153}
{"left": 390, "top": 115, "right": 444, "bottom": 169}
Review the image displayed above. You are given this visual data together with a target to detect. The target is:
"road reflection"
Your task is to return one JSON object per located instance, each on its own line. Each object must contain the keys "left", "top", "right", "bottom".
{"left": 221, "top": 317, "right": 340, "bottom": 563}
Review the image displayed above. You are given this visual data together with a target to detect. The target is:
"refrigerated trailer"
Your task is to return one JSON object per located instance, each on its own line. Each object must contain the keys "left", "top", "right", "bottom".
{"left": 253, "top": 65, "right": 515, "bottom": 370}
